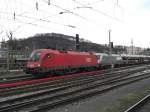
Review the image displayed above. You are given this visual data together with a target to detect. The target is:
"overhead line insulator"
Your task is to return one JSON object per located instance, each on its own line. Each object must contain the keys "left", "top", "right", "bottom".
{"left": 36, "top": 2, "right": 38, "bottom": 10}
{"left": 48, "top": 0, "right": 50, "bottom": 5}
{"left": 13, "top": 12, "right": 16, "bottom": 20}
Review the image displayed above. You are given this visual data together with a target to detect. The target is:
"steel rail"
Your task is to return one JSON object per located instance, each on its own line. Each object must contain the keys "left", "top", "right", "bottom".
{"left": 124, "top": 93, "right": 150, "bottom": 112}
{"left": 0, "top": 68, "right": 149, "bottom": 112}
{"left": 30, "top": 72, "right": 150, "bottom": 112}
{"left": 0, "top": 65, "right": 145, "bottom": 96}
{"left": 0, "top": 64, "right": 145, "bottom": 84}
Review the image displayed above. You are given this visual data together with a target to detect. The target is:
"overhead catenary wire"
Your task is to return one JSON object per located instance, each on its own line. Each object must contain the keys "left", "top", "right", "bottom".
{"left": 0, "top": 16, "right": 64, "bottom": 37}
{"left": 10, "top": 0, "right": 58, "bottom": 17}
{"left": 13, "top": 0, "right": 113, "bottom": 30}
{"left": 0, "top": 0, "right": 125, "bottom": 40}
{"left": 7, "top": 0, "right": 84, "bottom": 25}
{"left": 74, "top": 0, "right": 104, "bottom": 6}
{"left": 0, "top": 0, "right": 81, "bottom": 39}
{"left": 0, "top": 11, "right": 77, "bottom": 29}
{"left": 42, "top": 0, "right": 110, "bottom": 30}
{"left": 0, "top": 0, "right": 111, "bottom": 38}
{"left": 0, "top": 10, "right": 81, "bottom": 33}
{"left": 1, "top": 0, "right": 112, "bottom": 29}
{"left": 42, "top": 0, "right": 91, "bottom": 20}
{"left": 72, "top": 0, "right": 123, "bottom": 22}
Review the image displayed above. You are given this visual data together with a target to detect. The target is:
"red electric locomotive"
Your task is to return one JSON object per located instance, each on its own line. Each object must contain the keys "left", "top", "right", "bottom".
{"left": 25, "top": 49, "right": 98, "bottom": 76}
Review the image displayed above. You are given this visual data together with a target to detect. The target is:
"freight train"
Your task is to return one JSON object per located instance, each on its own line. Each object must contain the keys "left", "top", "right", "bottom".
{"left": 25, "top": 49, "right": 150, "bottom": 76}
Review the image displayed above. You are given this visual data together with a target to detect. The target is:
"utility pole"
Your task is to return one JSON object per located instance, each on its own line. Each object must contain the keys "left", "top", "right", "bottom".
{"left": 108, "top": 29, "right": 114, "bottom": 69}
{"left": 108, "top": 29, "right": 112, "bottom": 55}
{"left": 6, "top": 31, "right": 13, "bottom": 72}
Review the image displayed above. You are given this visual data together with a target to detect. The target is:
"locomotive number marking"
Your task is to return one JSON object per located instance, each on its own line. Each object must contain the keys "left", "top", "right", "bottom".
{"left": 86, "top": 58, "right": 91, "bottom": 62}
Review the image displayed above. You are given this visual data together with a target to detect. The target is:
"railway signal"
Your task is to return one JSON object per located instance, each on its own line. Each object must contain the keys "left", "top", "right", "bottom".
{"left": 76, "top": 34, "right": 80, "bottom": 51}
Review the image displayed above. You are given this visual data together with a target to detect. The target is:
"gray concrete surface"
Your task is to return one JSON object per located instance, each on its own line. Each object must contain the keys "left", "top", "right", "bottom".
{"left": 0, "top": 70, "right": 28, "bottom": 79}
{"left": 49, "top": 77, "right": 150, "bottom": 112}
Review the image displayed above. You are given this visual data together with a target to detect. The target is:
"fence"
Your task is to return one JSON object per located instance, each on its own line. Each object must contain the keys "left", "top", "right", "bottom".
{"left": 0, "top": 50, "right": 31, "bottom": 72}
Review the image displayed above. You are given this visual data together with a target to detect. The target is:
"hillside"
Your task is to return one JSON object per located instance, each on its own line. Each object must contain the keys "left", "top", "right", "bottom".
{"left": 1, "top": 33, "right": 126, "bottom": 54}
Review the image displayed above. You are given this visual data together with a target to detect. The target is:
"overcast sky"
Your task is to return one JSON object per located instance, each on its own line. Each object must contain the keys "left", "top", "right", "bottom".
{"left": 0, "top": 0, "right": 150, "bottom": 48}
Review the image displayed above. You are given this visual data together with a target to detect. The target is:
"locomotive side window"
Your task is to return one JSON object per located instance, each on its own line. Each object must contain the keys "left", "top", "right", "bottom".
{"left": 44, "top": 53, "right": 51, "bottom": 60}
{"left": 29, "top": 51, "right": 41, "bottom": 61}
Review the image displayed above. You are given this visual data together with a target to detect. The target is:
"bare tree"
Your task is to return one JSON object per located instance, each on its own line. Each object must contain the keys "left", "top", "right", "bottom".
{"left": 6, "top": 31, "right": 18, "bottom": 50}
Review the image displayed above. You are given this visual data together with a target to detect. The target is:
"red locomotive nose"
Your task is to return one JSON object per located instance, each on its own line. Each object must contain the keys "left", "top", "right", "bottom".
{"left": 27, "top": 50, "right": 42, "bottom": 68}
{"left": 27, "top": 63, "right": 40, "bottom": 68}
{"left": 29, "top": 51, "right": 41, "bottom": 62}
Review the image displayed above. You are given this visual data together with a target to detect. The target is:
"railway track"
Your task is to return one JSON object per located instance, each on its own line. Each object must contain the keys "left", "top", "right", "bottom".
{"left": 124, "top": 93, "right": 150, "bottom": 112}
{"left": 0, "top": 65, "right": 147, "bottom": 96}
{"left": 0, "top": 65, "right": 149, "bottom": 112}
{"left": 0, "top": 64, "right": 146, "bottom": 84}
{"left": 0, "top": 75, "right": 33, "bottom": 84}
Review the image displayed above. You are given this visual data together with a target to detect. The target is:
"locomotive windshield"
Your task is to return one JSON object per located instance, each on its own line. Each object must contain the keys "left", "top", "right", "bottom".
{"left": 29, "top": 51, "right": 41, "bottom": 61}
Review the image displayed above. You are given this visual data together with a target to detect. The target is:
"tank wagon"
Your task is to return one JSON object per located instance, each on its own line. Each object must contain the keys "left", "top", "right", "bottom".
{"left": 25, "top": 49, "right": 150, "bottom": 76}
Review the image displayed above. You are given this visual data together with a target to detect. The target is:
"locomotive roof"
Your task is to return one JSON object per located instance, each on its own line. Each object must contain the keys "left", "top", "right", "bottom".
{"left": 95, "top": 53, "right": 150, "bottom": 58}
{"left": 33, "top": 49, "right": 94, "bottom": 55}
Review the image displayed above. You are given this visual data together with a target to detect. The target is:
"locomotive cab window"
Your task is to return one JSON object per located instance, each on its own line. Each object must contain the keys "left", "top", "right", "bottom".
{"left": 96, "top": 55, "right": 101, "bottom": 59}
{"left": 29, "top": 51, "right": 41, "bottom": 61}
